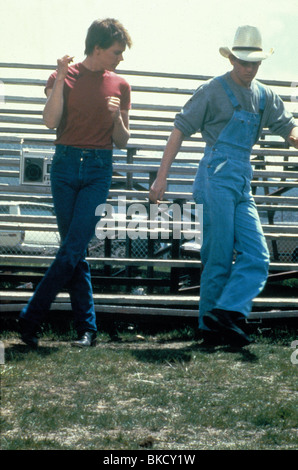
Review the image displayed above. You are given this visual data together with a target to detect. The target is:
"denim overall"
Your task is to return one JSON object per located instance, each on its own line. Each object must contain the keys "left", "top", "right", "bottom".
{"left": 20, "top": 145, "right": 113, "bottom": 333}
{"left": 193, "top": 76, "right": 270, "bottom": 330}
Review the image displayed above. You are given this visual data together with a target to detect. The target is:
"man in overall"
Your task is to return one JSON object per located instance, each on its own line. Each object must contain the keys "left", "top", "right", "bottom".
{"left": 149, "top": 25, "right": 298, "bottom": 346}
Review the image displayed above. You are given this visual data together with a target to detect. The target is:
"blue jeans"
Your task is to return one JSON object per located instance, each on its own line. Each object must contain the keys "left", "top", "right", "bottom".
{"left": 193, "top": 145, "right": 270, "bottom": 330}
{"left": 20, "top": 145, "right": 113, "bottom": 333}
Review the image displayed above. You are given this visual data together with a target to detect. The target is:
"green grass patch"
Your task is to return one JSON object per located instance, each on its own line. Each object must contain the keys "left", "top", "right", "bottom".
{"left": 1, "top": 322, "right": 297, "bottom": 450}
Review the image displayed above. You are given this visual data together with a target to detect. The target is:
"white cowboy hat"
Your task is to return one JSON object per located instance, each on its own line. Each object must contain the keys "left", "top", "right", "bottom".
{"left": 219, "top": 25, "right": 274, "bottom": 62}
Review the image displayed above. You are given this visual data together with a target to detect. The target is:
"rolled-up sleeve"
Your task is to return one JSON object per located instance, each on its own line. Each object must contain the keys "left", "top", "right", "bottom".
{"left": 44, "top": 71, "right": 57, "bottom": 95}
{"left": 174, "top": 85, "right": 209, "bottom": 137}
{"left": 264, "top": 89, "right": 296, "bottom": 140}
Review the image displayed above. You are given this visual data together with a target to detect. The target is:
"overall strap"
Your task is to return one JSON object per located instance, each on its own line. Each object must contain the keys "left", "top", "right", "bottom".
{"left": 215, "top": 75, "right": 240, "bottom": 109}
{"left": 256, "top": 82, "right": 266, "bottom": 112}
{"left": 254, "top": 82, "right": 266, "bottom": 141}
{"left": 216, "top": 75, "right": 267, "bottom": 113}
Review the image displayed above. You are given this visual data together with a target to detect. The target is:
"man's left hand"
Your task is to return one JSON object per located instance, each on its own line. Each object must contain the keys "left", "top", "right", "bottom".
{"left": 106, "top": 96, "right": 121, "bottom": 122}
{"left": 288, "top": 127, "right": 298, "bottom": 148}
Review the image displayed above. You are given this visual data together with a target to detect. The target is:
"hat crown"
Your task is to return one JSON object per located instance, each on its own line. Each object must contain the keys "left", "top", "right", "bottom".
{"left": 233, "top": 25, "right": 263, "bottom": 50}
{"left": 219, "top": 25, "right": 273, "bottom": 61}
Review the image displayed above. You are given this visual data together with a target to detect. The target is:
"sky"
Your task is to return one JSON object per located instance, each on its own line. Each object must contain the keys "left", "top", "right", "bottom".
{"left": 1, "top": 0, "right": 298, "bottom": 81}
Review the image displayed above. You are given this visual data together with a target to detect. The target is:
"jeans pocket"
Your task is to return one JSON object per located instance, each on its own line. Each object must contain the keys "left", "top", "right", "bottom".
{"left": 97, "top": 157, "right": 112, "bottom": 170}
{"left": 52, "top": 145, "right": 67, "bottom": 166}
{"left": 207, "top": 158, "right": 228, "bottom": 178}
{"left": 94, "top": 151, "right": 113, "bottom": 171}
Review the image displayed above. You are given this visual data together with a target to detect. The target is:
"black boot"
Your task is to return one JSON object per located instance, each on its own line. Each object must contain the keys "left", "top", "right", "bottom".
{"left": 71, "top": 331, "right": 97, "bottom": 347}
{"left": 19, "top": 318, "right": 39, "bottom": 349}
{"left": 200, "top": 330, "right": 225, "bottom": 347}
{"left": 203, "top": 309, "right": 252, "bottom": 347}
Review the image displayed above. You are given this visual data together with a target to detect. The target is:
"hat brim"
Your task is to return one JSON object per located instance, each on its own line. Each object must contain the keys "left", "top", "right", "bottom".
{"left": 219, "top": 46, "right": 274, "bottom": 62}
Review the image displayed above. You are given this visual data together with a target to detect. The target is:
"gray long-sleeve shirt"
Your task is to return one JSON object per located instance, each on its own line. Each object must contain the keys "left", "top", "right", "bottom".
{"left": 174, "top": 72, "right": 296, "bottom": 147}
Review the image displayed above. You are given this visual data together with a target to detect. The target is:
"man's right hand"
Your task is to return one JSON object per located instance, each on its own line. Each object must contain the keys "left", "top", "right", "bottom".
{"left": 149, "top": 177, "right": 167, "bottom": 204}
{"left": 149, "top": 128, "right": 184, "bottom": 203}
{"left": 43, "top": 55, "right": 73, "bottom": 129}
{"left": 56, "top": 55, "right": 74, "bottom": 80}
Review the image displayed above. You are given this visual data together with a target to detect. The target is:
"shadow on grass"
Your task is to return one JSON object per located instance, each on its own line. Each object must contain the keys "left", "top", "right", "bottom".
{"left": 130, "top": 346, "right": 193, "bottom": 364}
{"left": 3, "top": 343, "right": 59, "bottom": 363}
{"left": 129, "top": 342, "right": 259, "bottom": 364}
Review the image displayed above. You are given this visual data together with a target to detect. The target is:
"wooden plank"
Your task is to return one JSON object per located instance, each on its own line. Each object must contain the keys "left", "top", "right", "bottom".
{"left": 251, "top": 182, "right": 298, "bottom": 189}
{"left": 1, "top": 62, "right": 296, "bottom": 87}
{"left": 1, "top": 254, "right": 298, "bottom": 272}
{"left": 0, "top": 194, "right": 53, "bottom": 203}
{"left": 1, "top": 193, "right": 297, "bottom": 214}
{"left": 0, "top": 63, "right": 55, "bottom": 70}
{"left": 0, "top": 303, "right": 200, "bottom": 317}
{"left": 1, "top": 183, "right": 298, "bottom": 200}
{"left": 3, "top": 95, "right": 46, "bottom": 105}
{"left": 254, "top": 196, "right": 298, "bottom": 205}
{"left": 0, "top": 127, "right": 55, "bottom": 135}
{"left": 246, "top": 310, "right": 298, "bottom": 320}
{"left": 256, "top": 205, "right": 298, "bottom": 211}
{"left": 0, "top": 215, "right": 56, "bottom": 224}
{"left": 0, "top": 170, "right": 19, "bottom": 178}
{"left": 263, "top": 225, "right": 298, "bottom": 234}
{"left": 2, "top": 159, "right": 298, "bottom": 179}
{"left": 1, "top": 302, "right": 297, "bottom": 320}
{"left": 1, "top": 78, "right": 45, "bottom": 87}
{"left": 0, "top": 254, "right": 201, "bottom": 268}
{"left": 125, "top": 142, "right": 298, "bottom": 156}
{"left": 1, "top": 290, "right": 298, "bottom": 306}
{"left": 1, "top": 132, "right": 297, "bottom": 157}
{"left": 0, "top": 109, "right": 42, "bottom": 116}
{"left": 0, "top": 184, "right": 52, "bottom": 194}
{"left": 1, "top": 291, "right": 298, "bottom": 323}
{"left": 264, "top": 233, "right": 298, "bottom": 240}
{"left": 0, "top": 116, "right": 44, "bottom": 125}
{"left": 0, "top": 223, "right": 58, "bottom": 231}
{"left": 1, "top": 153, "right": 297, "bottom": 167}
{"left": 0, "top": 62, "right": 293, "bottom": 87}
{"left": 1, "top": 221, "right": 297, "bottom": 241}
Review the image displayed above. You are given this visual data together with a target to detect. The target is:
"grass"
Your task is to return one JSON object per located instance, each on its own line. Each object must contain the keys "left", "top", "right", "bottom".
{"left": 1, "top": 318, "right": 298, "bottom": 450}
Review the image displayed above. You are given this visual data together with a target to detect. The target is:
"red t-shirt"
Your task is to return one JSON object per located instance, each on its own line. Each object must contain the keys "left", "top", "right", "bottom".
{"left": 45, "top": 63, "right": 131, "bottom": 149}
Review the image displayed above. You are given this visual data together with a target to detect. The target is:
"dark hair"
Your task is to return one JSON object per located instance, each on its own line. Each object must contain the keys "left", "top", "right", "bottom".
{"left": 84, "top": 18, "right": 132, "bottom": 55}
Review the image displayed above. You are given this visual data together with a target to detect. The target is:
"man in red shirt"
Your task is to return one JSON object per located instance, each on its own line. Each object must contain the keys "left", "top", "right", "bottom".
{"left": 19, "top": 19, "right": 132, "bottom": 348}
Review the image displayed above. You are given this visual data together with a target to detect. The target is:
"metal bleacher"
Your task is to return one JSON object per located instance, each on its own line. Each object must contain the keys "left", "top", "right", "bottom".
{"left": 0, "top": 63, "right": 297, "bottom": 321}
